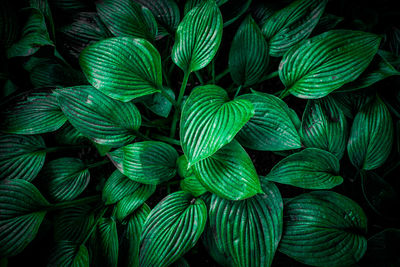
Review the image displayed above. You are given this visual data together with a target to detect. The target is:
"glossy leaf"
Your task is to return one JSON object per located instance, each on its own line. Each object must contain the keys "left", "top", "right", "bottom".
{"left": 95, "top": 217, "right": 119, "bottom": 267}
{"left": 265, "top": 148, "right": 343, "bottom": 189}
{"left": 193, "top": 140, "right": 262, "bottom": 200}
{"left": 102, "top": 170, "right": 141, "bottom": 205}
{"left": 48, "top": 241, "right": 89, "bottom": 267}
{"left": 172, "top": 0, "right": 223, "bottom": 73}
{"left": 56, "top": 86, "right": 141, "bottom": 147}
{"left": 108, "top": 141, "right": 178, "bottom": 185}
{"left": 236, "top": 91, "right": 301, "bottom": 151}
{"left": 262, "top": 0, "right": 327, "bottom": 57}
{"left": 209, "top": 181, "right": 283, "bottom": 267}
{"left": 139, "top": 191, "right": 207, "bottom": 266}
{"left": 0, "top": 134, "right": 46, "bottom": 181}
{"left": 279, "top": 30, "right": 381, "bottom": 99}
{"left": 0, "top": 179, "right": 49, "bottom": 257}
{"left": 279, "top": 191, "right": 368, "bottom": 267}
{"left": 80, "top": 37, "right": 162, "bottom": 101}
{"left": 229, "top": 15, "right": 269, "bottom": 87}
{"left": 348, "top": 96, "right": 393, "bottom": 170}
{"left": 181, "top": 85, "right": 254, "bottom": 165}
{"left": 180, "top": 175, "right": 207, "bottom": 197}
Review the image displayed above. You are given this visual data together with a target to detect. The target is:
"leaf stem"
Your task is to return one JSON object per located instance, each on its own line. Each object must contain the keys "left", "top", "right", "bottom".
{"left": 261, "top": 70, "right": 279, "bottom": 81}
{"left": 170, "top": 71, "right": 190, "bottom": 138}
{"left": 47, "top": 195, "right": 101, "bottom": 211}
{"left": 194, "top": 71, "right": 204, "bottom": 85}
{"left": 82, "top": 207, "right": 108, "bottom": 245}
{"left": 86, "top": 159, "right": 110, "bottom": 170}
{"left": 215, "top": 68, "right": 230, "bottom": 82}
{"left": 234, "top": 85, "right": 243, "bottom": 98}
{"left": 151, "top": 134, "right": 180, "bottom": 146}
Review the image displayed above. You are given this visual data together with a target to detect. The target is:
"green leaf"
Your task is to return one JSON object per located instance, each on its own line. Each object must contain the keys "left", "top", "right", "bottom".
{"left": 193, "top": 140, "right": 262, "bottom": 200}
{"left": 279, "top": 30, "right": 381, "bottom": 99}
{"left": 301, "top": 96, "right": 348, "bottom": 159}
{"left": 181, "top": 85, "right": 254, "bottom": 165}
{"left": 279, "top": 191, "right": 368, "bottom": 267}
{"left": 313, "top": 13, "right": 344, "bottom": 34}
{"left": 219, "top": 0, "right": 252, "bottom": 27}
{"left": 79, "top": 37, "right": 162, "bottom": 102}
{"left": 265, "top": 148, "right": 343, "bottom": 189}
{"left": 209, "top": 181, "right": 283, "bottom": 267}
{"left": 348, "top": 96, "right": 393, "bottom": 170}
{"left": 0, "top": 134, "right": 46, "bottom": 181}
{"left": 2, "top": 93, "right": 67, "bottom": 135}
{"left": 176, "top": 154, "right": 193, "bottom": 178}
{"left": 29, "top": 0, "right": 55, "bottom": 41}
{"left": 108, "top": 141, "right": 178, "bottom": 185}
{"left": 56, "top": 86, "right": 141, "bottom": 147}
{"left": 103, "top": 170, "right": 141, "bottom": 205}
{"left": 55, "top": 122, "right": 87, "bottom": 145}
{"left": 172, "top": 0, "right": 223, "bottom": 73}
{"left": 262, "top": 0, "right": 327, "bottom": 57}
{"left": 48, "top": 241, "right": 89, "bottom": 267}
{"left": 180, "top": 175, "right": 207, "bottom": 197}
{"left": 229, "top": 15, "right": 269, "bottom": 87}
{"left": 95, "top": 217, "right": 119, "bottom": 267}
{"left": 139, "top": 191, "right": 207, "bottom": 266}
{"left": 0, "top": 179, "right": 49, "bottom": 257}
{"left": 141, "top": 87, "right": 175, "bottom": 118}
{"left": 236, "top": 91, "right": 301, "bottom": 151}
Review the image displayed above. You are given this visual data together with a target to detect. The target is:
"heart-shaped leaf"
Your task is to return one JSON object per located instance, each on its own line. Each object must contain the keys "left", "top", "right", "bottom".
{"left": 265, "top": 148, "right": 343, "bottom": 189}
{"left": 139, "top": 191, "right": 207, "bottom": 266}
{"left": 80, "top": 37, "right": 162, "bottom": 102}
{"left": 279, "top": 30, "right": 381, "bottom": 99}
{"left": 181, "top": 85, "right": 254, "bottom": 165}
{"left": 279, "top": 191, "right": 368, "bottom": 267}
{"left": 108, "top": 141, "right": 178, "bottom": 185}
{"left": 209, "top": 181, "right": 283, "bottom": 267}
{"left": 56, "top": 86, "right": 141, "bottom": 147}
{"left": 48, "top": 241, "right": 89, "bottom": 267}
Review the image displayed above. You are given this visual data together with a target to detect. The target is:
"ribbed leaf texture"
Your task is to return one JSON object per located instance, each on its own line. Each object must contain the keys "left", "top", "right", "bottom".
{"left": 95, "top": 217, "right": 119, "bottom": 267}
{"left": 180, "top": 175, "right": 207, "bottom": 197}
{"left": 102, "top": 170, "right": 141, "bottom": 205}
{"left": 48, "top": 241, "right": 89, "bottom": 267}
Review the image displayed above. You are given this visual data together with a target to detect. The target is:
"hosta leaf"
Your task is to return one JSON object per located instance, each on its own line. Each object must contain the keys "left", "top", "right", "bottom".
{"left": 56, "top": 86, "right": 141, "bottom": 147}
{"left": 236, "top": 91, "right": 301, "bottom": 151}
{"left": 48, "top": 241, "right": 89, "bottom": 267}
{"left": 139, "top": 191, "right": 207, "bottom": 266}
{"left": 0, "top": 134, "right": 46, "bottom": 181}
{"left": 172, "top": 0, "right": 223, "bottom": 73}
{"left": 262, "top": 0, "right": 327, "bottom": 57}
{"left": 229, "top": 15, "right": 269, "bottom": 87}
{"left": 0, "top": 179, "right": 49, "bottom": 257}
{"left": 348, "top": 96, "right": 393, "bottom": 170}
{"left": 55, "top": 123, "right": 87, "bottom": 145}
{"left": 108, "top": 141, "right": 178, "bottom": 185}
{"left": 79, "top": 37, "right": 162, "bottom": 101}
{"left": 362, "top": 228, "right": 400, "bottom": 266}
{"left": 181, "top": 85, "right": 254, "bottom": 165}
{"left": 265, "top": 148, "right": 343, "bottom": 189}
{"left": 94, "top": 217, "right": 119, "bottom": 267}
{"left": 141, "top": 87, "right": 175, "bottom": 118}
{"left": 176, "top": 154, "right": 193, "bottom": 178}
{"left": 279, "top": 191, "right": 368, "bottom": 267}
{"left": 301, "top": 96, "right": 348, "bottom": 159}
{"left": 180, "top": 175, "right": 207, "bottom": 197}
{"left": 2, "top": 93, "right": 67, "bottom": 134}
{"left": 102, "top": 170, "right": 141, "bottom": 205}
{"left": 279, "top": 30, "right": 381, "bottom": 99}
{"left": 193, "top": 140, "right": 262, "bottom": 200}
{"left": 209, "top": 181, "right": 283, "bottom": 267}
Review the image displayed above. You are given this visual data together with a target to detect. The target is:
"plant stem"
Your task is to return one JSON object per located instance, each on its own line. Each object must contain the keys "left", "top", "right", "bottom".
{"left": 262, "top": 70, "right": 279, "bottom": 81}
{"left": 383, "top": 161, "right": 400, "bottom": 178}
{"left": 47, "top": 195, "right": 101, "bottom": 211}
{"left": 170, "top": 71, "right": 190, "bottom": 138}
{"left": 134, "top": 131, "right": 152, "bottom": 141}
{"left": 215, "top": 68, "right": 230, "bottom": 82}
{"left": 194, "top": 71, "right": 204, "bottom": 85}
{"left": 151, "top": 134, "right": 180, "bottom": 146}
{"left": 86, "top": 159, "right": 109, "bottom": 169}
{"left": 234, "top": 85, "right": 243, "bottom": 98}
{"left": 82, "top": 207, "right": 108, "bottom": 245}
{"left": 211, "top": 60, "right": 216, "bottom": 84}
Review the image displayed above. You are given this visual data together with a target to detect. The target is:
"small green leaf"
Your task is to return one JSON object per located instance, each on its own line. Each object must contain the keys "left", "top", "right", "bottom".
{"left": 94, "top": 217, "right": 119, "bottom": 267}
{"left": 176, "top": 154, "right": 193, "bottom": 179}
{"left": 141, "top": 87, "right": 175, "bottom": 118}
{"left": 180, "top": 175, "right": 207, "bottom": 197}
{"left": 265, "top": 148, "right": 343, "bottom": 189}
{"left": 139, "top": 191, "right": 207, "bottom": 266}
{"left": 79, "top": 37, "right": 162, "bottom": 102}
{"left": 48, "top": 241, "right": 89, "bottom": 267}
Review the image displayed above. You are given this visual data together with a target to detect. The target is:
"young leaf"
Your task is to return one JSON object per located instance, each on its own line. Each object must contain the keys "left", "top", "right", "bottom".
{"left": 180, "top": 85, "right": 254, "bottom": 165}
{"left": 348, "top": 96, "right": 393, "bottom": 170}
{"left": 265, "top": 148, "right": 343, "bottom": 189}
{"left": 262, "top": 0, "right": 327, "bottom": 57}
{"left": 139, "top": 191, "right": 207, "bottom": 266}
{"left": 209, "top": 181, "right": 283, "bottom": 267}
{"left": 236, "top": 91, "right": 301, "bottom": 151}
{"left": 279, "top": 30, "right": 381, "bottom": 99}
{"left": 56, "top": 86, "right": 141, "bottom": 147}
{"left": 108, "top": 141, "right": 178, "bottom": 185}
{"left": 0, "top": 179, "right": 49, "bottom": 257}
{"left": 172, "top": 0, "right": 222, "bottom": 73}
{"left": 95, "top": 217, "right": 119, "bottom": 267}
{"left": 229, "top": 15, "right": 269, "bottom": 87}
{"left": 79, "top": 37, "right": 162, "bottom": 102}
{"left": 279, "top": 191, "right": 368, "bottom": 266}
{"left": 180, "top": 175, "right": 207, "bottom": 197}
{"left": 48, "top": 241, "right": 89, "bottom": 267}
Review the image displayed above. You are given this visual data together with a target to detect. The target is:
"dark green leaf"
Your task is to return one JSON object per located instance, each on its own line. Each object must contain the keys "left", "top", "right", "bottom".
{"left": 55, "top": 123, "right": 87, "bottom": 145}
{"left": 141, "top": 87, "right": 175, "bottom": 118}
{"left": 48, "top": 241, "right": 89, "bottom": 267}
{"left": 313, "top": 13, "right": 343, "bottom": 34}
{"left": 102, "top": 170, "right": 141, "bottom": 205}
{"left": 95, "top": 217, "right": 119, "bottom": 267}
{"left": 219, "top": 0, "right": 252, "bottom": 27}
{"left": 29, "top": 0, "right": 55, "bottom": 41}
{"left": 180, "top": 175, "right": 207, "bottom": 197}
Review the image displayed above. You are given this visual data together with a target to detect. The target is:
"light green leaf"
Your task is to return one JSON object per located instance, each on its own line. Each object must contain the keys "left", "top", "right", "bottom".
{"left": 95, "top": 217, "right": 119, "bottom": 267}
{"left": 180, "top": 175, "right": 207, "bottom": 197}
{"left": 48, "top": 241, "right": 89, "bottom": 267}
{"left": 176, "top": 154, "right": 193, "bottom": 178}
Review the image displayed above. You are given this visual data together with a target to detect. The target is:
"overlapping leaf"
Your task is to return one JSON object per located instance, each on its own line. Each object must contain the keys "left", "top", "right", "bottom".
{"left": 94, "top": 217, "right": 119, "bottom": 267}
{"left": 141, "top": 87, "right": 175, "bottom": 118}
{"left": 180, "top": 176, "right": 207, "bottom": 197}
{"left": 55, "top": 122, "right": 86, "bottom": 145}
{"left": 48, "top": 241, "right": 89, "bottom": 267}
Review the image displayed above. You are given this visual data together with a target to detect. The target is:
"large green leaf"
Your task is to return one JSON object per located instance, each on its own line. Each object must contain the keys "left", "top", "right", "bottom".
{"left": 139, "top": 191, "right": 207, "bottom": 266}
{"left": 108, "top": 141, "right": 178, "bottom": 185}
{"left": 0, "top": 134, "right": 46, "bottom": 181}
{"left": 262, "top": 0, "right": 327, "bottom": 57}
{"left": 79, "top": 37, "right": 162, "bottom": 102}
{"left": 347, "top": 96, "right": 393, "bottom": 170}
{"left": 180, "top": 85, "right": 254, "bottom": 165}
{"left": 0, "top": 179, "right": 49, "bottom": 257}
{"left": 172, "top": 0, "right": 222, "bottom": 73}
{"left": 236, "top": 91, "right": 301, "bottom": 151}
{"left": 209, "top": 181, "right": 283, "bottom": 267}
{"left": 56, "top": 86, "right": 141, "bottom": 147}
{"left": 301, "top": 96, "right": 348, "bottom": 159}
{"left": 279, "top": 30, "right": 381, "bottom": 99}
{"left": 193, "top": 140, "right": 262, "bottom": 200}
{"left": 48, "top": 241, "right": 89, "bottom": 267}
{"left": 94, "top": 217, "right": 119, "bottom": 267}
{"left": 229, "top": 15, "right": 269, "bottom": 87}
{"left": 265, "top": 148, "right": 343, "bottom": 189}
{"left": 279, "top": 191, "right": 368, "bottom": 267}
